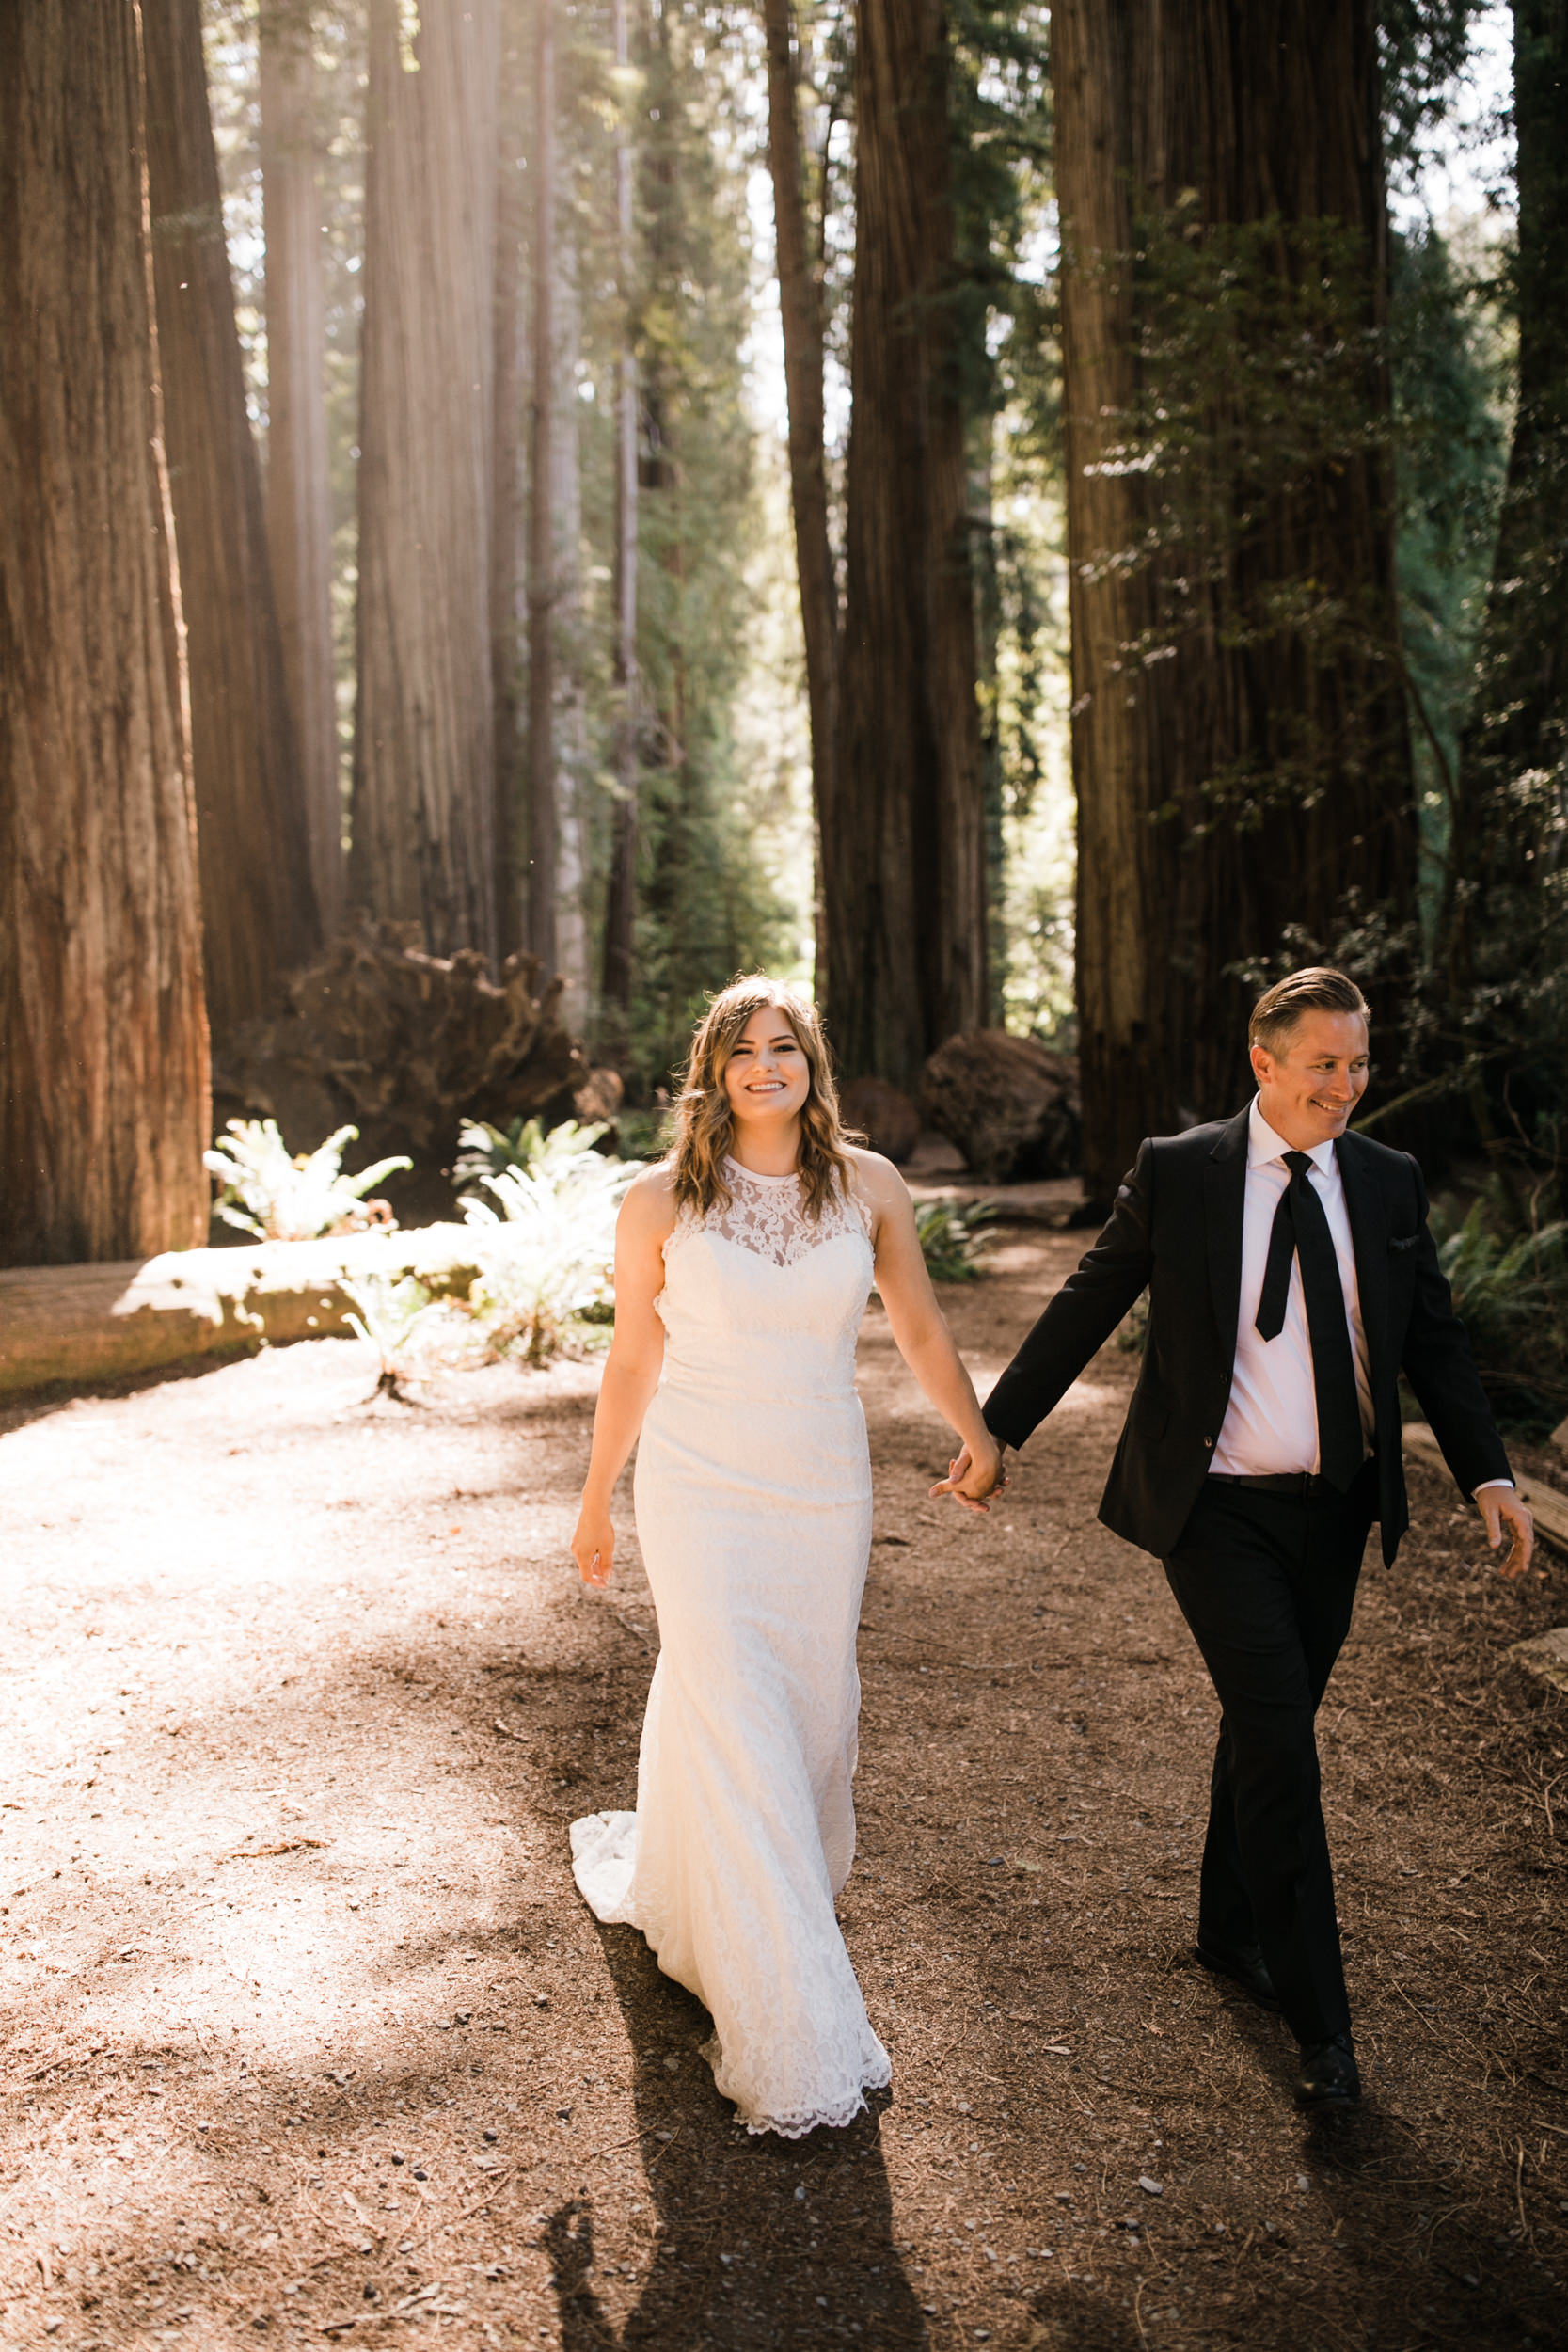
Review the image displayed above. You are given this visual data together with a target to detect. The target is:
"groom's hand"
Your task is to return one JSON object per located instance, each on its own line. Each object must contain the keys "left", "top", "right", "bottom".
{"left": 1478, "top": 1485, "right": 1534, "bottom": 1578}
{"left": 929, "top": 1440, "right": 1006, "bottom": 1514}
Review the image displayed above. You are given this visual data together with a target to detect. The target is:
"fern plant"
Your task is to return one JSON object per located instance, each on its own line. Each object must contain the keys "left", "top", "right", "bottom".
{"left": 461, "top": 1136, "right": 635, "bottom": 1365}
{"left": 204, "top": 1120, "right": 411, "bottom": 1244}
{"left": 913, "top": 1197, "right": 997, "bottom": 1283}
{"left": 1432, "top": 1195, "right": 1568, "bottom": 1425}
{"left": 340, "top": 1270, "right": 442, "bottom": 1401}
{"left": 453, "top": 1115, "right": 609, "bottom": 1193}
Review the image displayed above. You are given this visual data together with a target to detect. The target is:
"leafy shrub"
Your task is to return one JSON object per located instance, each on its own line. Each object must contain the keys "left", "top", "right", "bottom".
{"left": 913, "top": 1198, "right": 997, "bottom": 1283}
{"left": 1432, "top": 1186, "right": 1568, "bottom": 1433}
{"left": 204, "top": 1120, "right": 411, "bottom": 1244}
{"left": 461, "top": 1137, "right": 635, "bottom": 1366}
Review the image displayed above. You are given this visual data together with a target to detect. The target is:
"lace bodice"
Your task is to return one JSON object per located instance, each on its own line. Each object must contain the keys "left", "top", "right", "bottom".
{"left": 676, "top": 1156, "right": 868, "bottom": 1266}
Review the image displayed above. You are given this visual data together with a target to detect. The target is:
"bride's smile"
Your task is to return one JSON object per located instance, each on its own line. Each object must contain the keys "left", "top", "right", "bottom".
{"left": 722, "top": 1009, "right": 811, "bottom": 1144}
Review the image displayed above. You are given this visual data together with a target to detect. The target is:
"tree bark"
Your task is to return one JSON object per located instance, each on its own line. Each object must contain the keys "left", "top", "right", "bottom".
{"left": 492, "top": 2, "right": 526, "bottom": 961}
{"left": 761, "top": 0, "right": 838, "bottom": 915}
{"left": 260, "top": 0, "right": 343, "bottom": 935}
{"left": 144, "top": 0, "right": 322, "bottom": 1045}
{"left": 829, "top": 0, "right": 986, "bottom": 1093}
{"left": 352, "top": 0, "right": 501, "bottom": 963}
{"left": 1445, "top": 0, "right": 1568, "bottom": 980}
{"left": 599, "top": 0, "right": 641, "bottom": 1057}
{"left": 0, "top": 0, "right": 210, "bottom": 1264}
{"left": 1052, "top": 0, "right": 1417, "bottom": 1201}
{"left": 524, "top": 0, "right": 559, "bottom": 976}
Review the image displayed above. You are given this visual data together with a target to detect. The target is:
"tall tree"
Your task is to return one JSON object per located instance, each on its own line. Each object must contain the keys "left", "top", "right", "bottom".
{"left": 762, "top": 0, "right": 839, "bottom": 895}
{"left": 260, "top": 0, "right": 344, "bottom": 933}
{"left": 1051, "top": 0, "right": 1417, "bottom": 1201}
{"left": 0, "top": 0, "right": 210, "bottom": 1264}
{"left": 492, "top": 1, "right": 526, "bottom": 961}
{"left": 1442, "top": 0, "right": 1568, "bottom": 997}
{"left": 351, "top": 0, "right": 501, "bottom": 961}
{"left": 143, "top": 0, "right": 322, "bottom": 1044}
{"left": 829, "top": 0, "right": 987, "bottom": 1092}
{"left": 525, "top": 0, "right": 561, "bottom": 975}
{"left": 599, "top": 0, "right": 641, "bottom": 1056}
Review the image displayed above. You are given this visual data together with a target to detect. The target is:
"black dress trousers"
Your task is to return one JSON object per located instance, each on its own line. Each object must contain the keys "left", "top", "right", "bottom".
{"left": 1163, "top": 1460, "right": 1379, "bottom": 2048}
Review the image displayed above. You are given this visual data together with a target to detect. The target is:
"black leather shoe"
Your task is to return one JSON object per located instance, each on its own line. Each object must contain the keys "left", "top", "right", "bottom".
{"left": 1195, "top": 1938, "right": 1282, "bottom": 2013}
{"left": 1296, "top": 2034, "right": 1360, "bottom": 2108}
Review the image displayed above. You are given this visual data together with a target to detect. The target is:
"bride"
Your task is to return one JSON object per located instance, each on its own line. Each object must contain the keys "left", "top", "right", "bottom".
{"left": 568, "top": 976, "right": 1002, "bottom": 2137}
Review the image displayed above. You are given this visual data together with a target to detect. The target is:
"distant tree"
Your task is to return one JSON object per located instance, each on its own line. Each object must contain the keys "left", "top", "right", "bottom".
{"left": 351, "top": 0, "right": 501, "bottom": 961}
{"left": 1051, "top": 0, "right": 1418, "bottom": 1201}
{"left": 829, "top": 0, "right": 988, "bottom": 1091}
{"left": 762, "top": 0, "right": 839, "bottom": 905}
{"left": 599, "top": 0, "right": 643, "bottom": 1062}
{"left": 143, "top": 0, "right": 322, "bottom": 1043}
{"left": 260, "top": 0, "right": 344, "bottom": 932}
{"left": 0, "top": 0, "right": 210, "bottom": 1263}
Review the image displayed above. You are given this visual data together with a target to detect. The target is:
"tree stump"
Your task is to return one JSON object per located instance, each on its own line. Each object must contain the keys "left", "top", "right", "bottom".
{"left": 919, "top": 1032, "right": 1081, "bottom": 1183}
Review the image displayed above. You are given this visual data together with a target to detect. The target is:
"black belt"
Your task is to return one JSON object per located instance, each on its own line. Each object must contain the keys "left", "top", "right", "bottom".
{"left": 1207, "top": 1468, "right": 1370, "bottom": 1501}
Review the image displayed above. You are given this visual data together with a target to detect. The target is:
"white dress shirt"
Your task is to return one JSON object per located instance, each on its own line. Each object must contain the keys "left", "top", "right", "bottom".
{"left": 1211, "top": 1099, "right": 1511, "bottom": 1491}
{"left": 1212, "top": 1100, "right": 1374, "bottom": 1477}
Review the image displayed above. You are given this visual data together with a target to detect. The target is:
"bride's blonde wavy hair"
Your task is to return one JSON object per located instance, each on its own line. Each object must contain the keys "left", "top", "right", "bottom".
{"left": 669, "top": 976, "right": 858, "bottom": 1223}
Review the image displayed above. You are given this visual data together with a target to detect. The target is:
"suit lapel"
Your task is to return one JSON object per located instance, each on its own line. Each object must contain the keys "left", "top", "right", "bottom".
{"left": 1204, "top": 1104, "right": 1251, "bottom": 1360}
{"left": 1336, "top": 1133, "right": 1388, "bottom": 1394}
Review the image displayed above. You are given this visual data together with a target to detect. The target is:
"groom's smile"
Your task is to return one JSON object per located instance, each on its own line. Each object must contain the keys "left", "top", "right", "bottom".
{"left": 1250, "top": 1009, "right": 1370, "bottom": 1151}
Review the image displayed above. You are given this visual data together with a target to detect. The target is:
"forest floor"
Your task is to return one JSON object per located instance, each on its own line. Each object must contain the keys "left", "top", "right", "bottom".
{"left": 2, "top": 1226, "right": 1567, "bottom": 2352}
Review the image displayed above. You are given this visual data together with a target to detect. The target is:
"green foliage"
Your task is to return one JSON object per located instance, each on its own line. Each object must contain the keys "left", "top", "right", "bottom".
{"left": 913, "top": 1198, "right": 997, "bottom": 1283}
{"left": 1430, "top": 1184, "right": 1568, "bottom": 1432}
{"left": 203, "top": 1120, "right": 411, "bottom": 1244}
{"left": 460, "top": 1145, "right": 634, "bottom": 1366}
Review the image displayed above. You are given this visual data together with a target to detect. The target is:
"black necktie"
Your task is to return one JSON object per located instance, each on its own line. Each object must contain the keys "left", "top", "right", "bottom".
{"left": 1255, "top": 1150, "right": 1364, "bottom": 1491}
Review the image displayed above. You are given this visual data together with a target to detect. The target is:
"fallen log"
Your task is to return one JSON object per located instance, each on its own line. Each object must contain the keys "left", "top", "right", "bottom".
{"left": 1402, "top": 1422, "right": 1568, "bottom": 1554}
{"left": 0, "top": 1227, "right": 482, "bottom": 1398}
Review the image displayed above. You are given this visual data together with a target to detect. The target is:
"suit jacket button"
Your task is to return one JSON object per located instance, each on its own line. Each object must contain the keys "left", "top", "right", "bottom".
{"left": 1203, "top": 1437, "right": 1213, "bottom": 1448}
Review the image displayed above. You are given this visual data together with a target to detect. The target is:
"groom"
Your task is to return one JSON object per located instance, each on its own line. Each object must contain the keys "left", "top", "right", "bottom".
{"left": 956, "top": 968, "right": 1534, "bottom": 2108}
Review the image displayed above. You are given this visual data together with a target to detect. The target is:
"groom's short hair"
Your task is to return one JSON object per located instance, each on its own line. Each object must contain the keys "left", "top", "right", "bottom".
{"left": 1249, "top": 967, "right": 1370, "bottom": 1055}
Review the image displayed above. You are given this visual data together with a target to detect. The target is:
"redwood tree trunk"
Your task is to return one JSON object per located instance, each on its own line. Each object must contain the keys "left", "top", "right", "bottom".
{"left": 260, "top": 0, "right": 343, "bottom": 934}
{"left": 352, "top": 0, "right": 501, "bottom": 963}
{"left": 0, "top": 0, "right": 210, "bottom": 1264}
{"left": 829, "top": 0, "right": 986, "bottom": 1091}
{"left": 491, "top": 0, "right": 525, "bottom": 961}
{"left": 524, "top": 0, "right": 559, "bottom": 975}
{"left": 1445, "top": 0, "right": 1568, "bottom": 984}
{"left": 762, "top": 0, "right": 839, "bottom": 906}
{"left": 143, "top": 0, "right": 322, "bottom": 1045}
{"left": 1053, "top": 0, "right": 1417, "bottom": 1201}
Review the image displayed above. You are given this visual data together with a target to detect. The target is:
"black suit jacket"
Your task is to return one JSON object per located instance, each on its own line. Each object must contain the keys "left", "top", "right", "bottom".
{"left": 982, "top": 1105, "right": 1512, "bottom": 1565}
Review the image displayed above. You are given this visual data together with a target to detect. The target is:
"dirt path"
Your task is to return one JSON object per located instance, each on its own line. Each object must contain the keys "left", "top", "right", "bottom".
{"left": 1, "top": 1230, "right": 1565, "bottom": 2351}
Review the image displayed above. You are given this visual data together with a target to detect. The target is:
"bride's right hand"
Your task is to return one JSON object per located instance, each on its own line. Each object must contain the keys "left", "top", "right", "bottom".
{"left": 572, "top": 1506, "right": 615, "bottom": 1589}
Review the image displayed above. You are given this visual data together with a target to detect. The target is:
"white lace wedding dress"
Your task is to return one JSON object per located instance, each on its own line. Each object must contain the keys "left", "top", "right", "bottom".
{"left": 569, "top": 1156, "right": 891, "bottom": 2137}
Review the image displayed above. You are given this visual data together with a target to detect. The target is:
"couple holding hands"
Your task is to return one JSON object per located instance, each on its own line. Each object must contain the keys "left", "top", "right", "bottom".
{"left": 567, "top": 968, "right": 1532, "bottom": 2138}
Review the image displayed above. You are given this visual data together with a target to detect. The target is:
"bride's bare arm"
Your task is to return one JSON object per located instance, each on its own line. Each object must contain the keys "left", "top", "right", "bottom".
{"left": 570, "top": 1168, "right": 676, "bottom": 1588}
{"left": 852, "top": 1152, "right": 1003, "bottom": 1511}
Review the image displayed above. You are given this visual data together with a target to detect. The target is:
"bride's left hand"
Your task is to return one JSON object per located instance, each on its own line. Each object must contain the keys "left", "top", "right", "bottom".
{"left": 929, "top": 1438, "right": 1006, "bottom": 1514}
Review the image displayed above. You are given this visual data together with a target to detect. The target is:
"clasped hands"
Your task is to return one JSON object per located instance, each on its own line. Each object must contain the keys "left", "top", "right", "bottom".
{"left": 929, "top": 1437, "right": 1006, "bottom": 1515}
